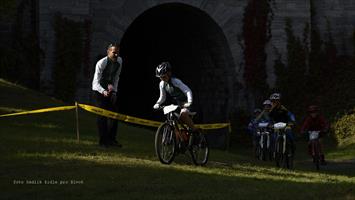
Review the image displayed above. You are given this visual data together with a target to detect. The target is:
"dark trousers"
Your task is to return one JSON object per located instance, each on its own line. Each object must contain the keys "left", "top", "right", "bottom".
{"left": 95, "top": 92, "right": 118, "bottom": 145}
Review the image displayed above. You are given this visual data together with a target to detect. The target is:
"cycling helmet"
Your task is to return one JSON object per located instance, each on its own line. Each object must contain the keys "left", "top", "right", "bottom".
{"left": 254, "top": 108, "right": 262, "bottom": 114}
{"left": 155, "top": 62, "right": 172, "bottom": 77}
{"left": 263, "top": 99, "right": 272, "bottom": 106}
{"left": 270, "top": 93, "right": 281, "bottom": 100}
{"left": 308, "top": 105, "right": 319, "bottom": 113}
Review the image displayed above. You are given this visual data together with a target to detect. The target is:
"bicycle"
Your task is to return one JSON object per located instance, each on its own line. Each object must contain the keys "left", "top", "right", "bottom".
{"left": 154, "top": 105, "right": 209, "bottom": 166}
{"left": 256, "top": 122, "right": 273, "bottom": 161}
{"left": 273, "top": 122, "right": 293, "bottom": 169}
{"left": 308, "top": 131, "right": 321, "bottom": 170}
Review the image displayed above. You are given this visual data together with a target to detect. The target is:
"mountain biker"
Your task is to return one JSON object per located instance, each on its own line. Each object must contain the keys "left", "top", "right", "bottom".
{"left": 247, "top": 108, "right": 262, "bottom": 154}
{"left": 300, "top": 105, "right": 330, "bottom": 165}
{"left": 257, "top": 99, "right": 275, "bottom": 152}
{"left": 269, "top": 93, "right": 296, "bottom": 154}
{"left": 153, "top": 62, "right": 197, "bottom": 133}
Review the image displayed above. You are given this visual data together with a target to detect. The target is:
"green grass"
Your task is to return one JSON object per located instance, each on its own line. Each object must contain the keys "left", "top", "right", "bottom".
{"left": 0, "top": 79, "right": 354, "bottom": 200}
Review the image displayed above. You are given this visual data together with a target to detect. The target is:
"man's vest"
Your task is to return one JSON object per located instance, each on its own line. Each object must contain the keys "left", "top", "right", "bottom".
{"left": 100, "top": 59, "right": 120, "bottom": 89}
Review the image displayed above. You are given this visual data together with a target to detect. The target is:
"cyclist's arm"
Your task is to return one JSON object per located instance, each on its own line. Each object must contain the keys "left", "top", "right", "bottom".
{"left": 287, "top": 111, "right": 296, "bottom": 127}
{"left": 255, "top": 110, "right": 266, "bottom": 122}
{"left": 172, "top": 78, "right": 193, "bottom": 104}
{"left": 300, "top": 117, "right": 311, "bottom": 135}
{"left": 156, "top": 81, "right": 166, "bottom": 105}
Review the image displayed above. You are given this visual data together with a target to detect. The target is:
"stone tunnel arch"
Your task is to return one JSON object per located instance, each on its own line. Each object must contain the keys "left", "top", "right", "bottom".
{"left": 118, "top": 3, "right": 235, "bottom": 123}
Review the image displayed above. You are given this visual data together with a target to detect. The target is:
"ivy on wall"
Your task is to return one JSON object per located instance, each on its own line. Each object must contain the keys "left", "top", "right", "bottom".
{"left": 52, "top": 13, "right": 85, "bottom": 102}
{"left": 273, "top": 16, "right": 354, "bottom": 123}
{"left": 241, "top": 0, "right": 274, "bottom": 105}
{"left": 284, "top": 18, "right": 308, "bottom": 114}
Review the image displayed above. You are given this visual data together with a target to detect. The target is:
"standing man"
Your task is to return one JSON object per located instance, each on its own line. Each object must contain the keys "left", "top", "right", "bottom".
{"left": 92, "top": 43, "right": 122, "bottom": 148}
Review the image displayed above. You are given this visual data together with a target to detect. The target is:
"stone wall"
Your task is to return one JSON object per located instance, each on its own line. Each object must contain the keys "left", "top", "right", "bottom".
{"left": 267, "top": 0, "right": 310, "bottom": 87}
{"left": 36, "top": 0, "right": 354, "bottom": 119}
{"left": 38, "top": 0, "right": 90, "bottom": 94}
{"left": 313, "top": 0, "right": 355, "bottom": 55}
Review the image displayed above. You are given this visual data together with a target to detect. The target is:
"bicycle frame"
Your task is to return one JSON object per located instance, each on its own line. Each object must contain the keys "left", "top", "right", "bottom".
{"left": 256, "top": 122, "right": 272, "bottom": 161}
{"left": 274, "top": 122, "right": 287, "bottom": 154}
{"left": 309, "top": 131, "right": 321, "bottom": 170}
{"left": 155, "top": 104, "right": 209, "bottom": 165}
{"left": 257, "top": 123, "right": 271, "bottom": 150}
{"left": 273, "top": 122, "right": 293, "bottom": 169}
{"left": 164, "top": 105, "right": 189, "bottom": 144}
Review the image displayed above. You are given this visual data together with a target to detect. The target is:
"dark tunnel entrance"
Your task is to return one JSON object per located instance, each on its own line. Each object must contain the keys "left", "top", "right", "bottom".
{"left": 119, "top": 3, "right": 235, "bottom": 123}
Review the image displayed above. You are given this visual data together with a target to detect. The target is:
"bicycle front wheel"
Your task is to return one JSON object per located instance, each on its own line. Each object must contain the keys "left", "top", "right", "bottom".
{"left": 190, "top": 131, "right": 209, "bottom": 166}
{"left": 155, "top": 123, "right": 176, "bottom": 164}
{"left": 275, "top": 137, "right": 284, "bottom": 167}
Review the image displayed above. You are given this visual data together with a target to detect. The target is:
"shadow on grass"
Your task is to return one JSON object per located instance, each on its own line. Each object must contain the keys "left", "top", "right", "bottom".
{"left": 1, "top": 149, "right": 354, "bottom": 200}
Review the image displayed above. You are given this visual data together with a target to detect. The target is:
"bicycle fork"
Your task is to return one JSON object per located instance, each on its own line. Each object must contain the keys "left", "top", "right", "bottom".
{"left": 260, "top": 133, "right": 270, "bottom": 149}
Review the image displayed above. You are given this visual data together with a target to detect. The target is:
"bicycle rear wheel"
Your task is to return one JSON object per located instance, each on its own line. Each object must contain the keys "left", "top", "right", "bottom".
{"left": 155, "top": 123, "right": 176, "bottom": 164}
{"left": 190, "top": 131, "right": 209, "bottom": 166}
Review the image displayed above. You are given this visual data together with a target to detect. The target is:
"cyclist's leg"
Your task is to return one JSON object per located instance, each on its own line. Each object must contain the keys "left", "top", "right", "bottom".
{"left": 180, "top": 108, "right": 202, "bottom": 148}
{"left": 179, "top": 108, "right": 196, "bottom": 131}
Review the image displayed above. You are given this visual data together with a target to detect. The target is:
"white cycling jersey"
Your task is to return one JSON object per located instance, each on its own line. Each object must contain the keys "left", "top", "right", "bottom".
{"left": 156, "top": 77, "right": 193, "bottom": 106}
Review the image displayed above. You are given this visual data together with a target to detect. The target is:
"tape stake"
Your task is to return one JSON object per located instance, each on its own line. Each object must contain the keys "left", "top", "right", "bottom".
{"left": 75, "top": 102, "right": 80, "bottom": 143}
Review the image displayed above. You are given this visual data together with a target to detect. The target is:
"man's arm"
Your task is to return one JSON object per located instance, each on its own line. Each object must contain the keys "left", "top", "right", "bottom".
{"left": 92, "top": 57, "right": 107, "bottom": 94}
{"left": 300, "top": 117, "right": 310, "bottom": 134}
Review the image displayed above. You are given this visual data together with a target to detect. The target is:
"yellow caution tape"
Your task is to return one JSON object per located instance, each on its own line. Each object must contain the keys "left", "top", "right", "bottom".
{"left": 78, "top": 104, "right": 162, "bottom": 128}
{"left": 78, "top": 103, "right": 230, "bottom": 130}
{"left": 0, "top": 103, "right": 231, "bottom": 131}
{"left": 78, "top": 104, "right": 126, "bottom": 120}
{"left": 0, "top": 106, "right": 76, "bottom": 117}
{"left": 195, "top": 123, "right": 230, "bottom": 130}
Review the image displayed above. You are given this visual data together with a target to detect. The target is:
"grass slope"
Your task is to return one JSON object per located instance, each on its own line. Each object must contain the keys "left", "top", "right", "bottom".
{"left": 0, "top": 79, "right": 354, "bottom": 200}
